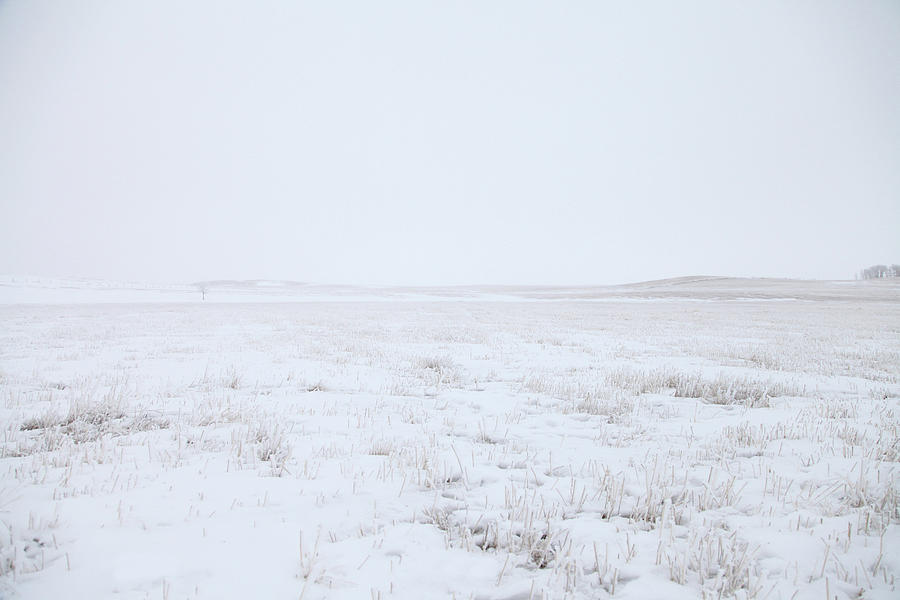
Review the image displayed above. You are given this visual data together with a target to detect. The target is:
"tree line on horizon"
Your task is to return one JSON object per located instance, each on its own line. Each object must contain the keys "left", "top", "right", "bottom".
{"left": 858, "top": 264, "right": 899, "bottom": 279}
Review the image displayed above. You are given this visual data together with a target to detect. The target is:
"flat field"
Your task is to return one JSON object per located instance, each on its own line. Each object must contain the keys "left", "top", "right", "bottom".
{"left": 1, "top": 280, "right": 898, "bottom": 599}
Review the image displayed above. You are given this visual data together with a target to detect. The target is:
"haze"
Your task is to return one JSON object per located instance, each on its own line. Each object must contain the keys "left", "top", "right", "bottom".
{"left": 1, "top": 1, "right": 898, "bottom": 285}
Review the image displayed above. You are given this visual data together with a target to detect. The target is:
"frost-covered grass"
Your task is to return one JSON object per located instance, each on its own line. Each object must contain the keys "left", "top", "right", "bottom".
{"left": 0, "top": 296, "right": 898, "bottom": 599}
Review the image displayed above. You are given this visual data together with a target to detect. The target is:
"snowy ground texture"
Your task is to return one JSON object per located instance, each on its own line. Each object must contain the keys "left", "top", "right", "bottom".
{"left": 1, "top": 278, "right": 898, "bottom": 599}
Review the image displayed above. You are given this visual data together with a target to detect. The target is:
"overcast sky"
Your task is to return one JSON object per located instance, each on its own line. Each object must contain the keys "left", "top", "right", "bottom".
{"left": 1, "top": 1, "right": 898, "bottom": 285}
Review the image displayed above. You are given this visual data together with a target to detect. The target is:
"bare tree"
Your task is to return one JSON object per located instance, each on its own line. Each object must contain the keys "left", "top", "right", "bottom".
{"left": 859, "top": 264, "right": 898, "bottom": 279}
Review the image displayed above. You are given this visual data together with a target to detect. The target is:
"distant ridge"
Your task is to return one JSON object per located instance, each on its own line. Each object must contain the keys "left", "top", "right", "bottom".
{"left": 1, "top": 275, "right": 897, "bottom": 304}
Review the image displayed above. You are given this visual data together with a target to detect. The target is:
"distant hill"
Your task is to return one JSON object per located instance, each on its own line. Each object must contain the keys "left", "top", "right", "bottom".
{"left": 1, "top": 275, "right": 897, "bottom": 304}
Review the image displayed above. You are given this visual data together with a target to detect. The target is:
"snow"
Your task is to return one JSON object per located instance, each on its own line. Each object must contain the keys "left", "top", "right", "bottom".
{"left": 0, "top": 279, "right": 898, "bottom": 599}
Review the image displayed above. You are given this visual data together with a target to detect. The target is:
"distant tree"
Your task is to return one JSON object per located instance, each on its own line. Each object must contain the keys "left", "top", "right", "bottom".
{"left": 197, "top": 283, "right": 208, "bottom": 300}
{"left": 859, "top": 264, "right": 898, "bottom": 279}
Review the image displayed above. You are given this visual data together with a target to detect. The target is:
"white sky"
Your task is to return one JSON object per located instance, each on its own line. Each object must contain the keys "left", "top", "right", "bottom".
{"left": 1, "top": 1, "right": 898, "bottom": 285}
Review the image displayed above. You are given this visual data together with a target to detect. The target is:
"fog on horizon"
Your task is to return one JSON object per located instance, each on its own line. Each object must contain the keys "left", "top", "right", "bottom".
{"left": 1, "top": 1, "right": 898, "bottom": 286}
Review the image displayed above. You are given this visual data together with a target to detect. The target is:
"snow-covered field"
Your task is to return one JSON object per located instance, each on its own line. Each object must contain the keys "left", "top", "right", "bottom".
{"left": 0, "top": 279, "right": 898, "bottom": 599}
